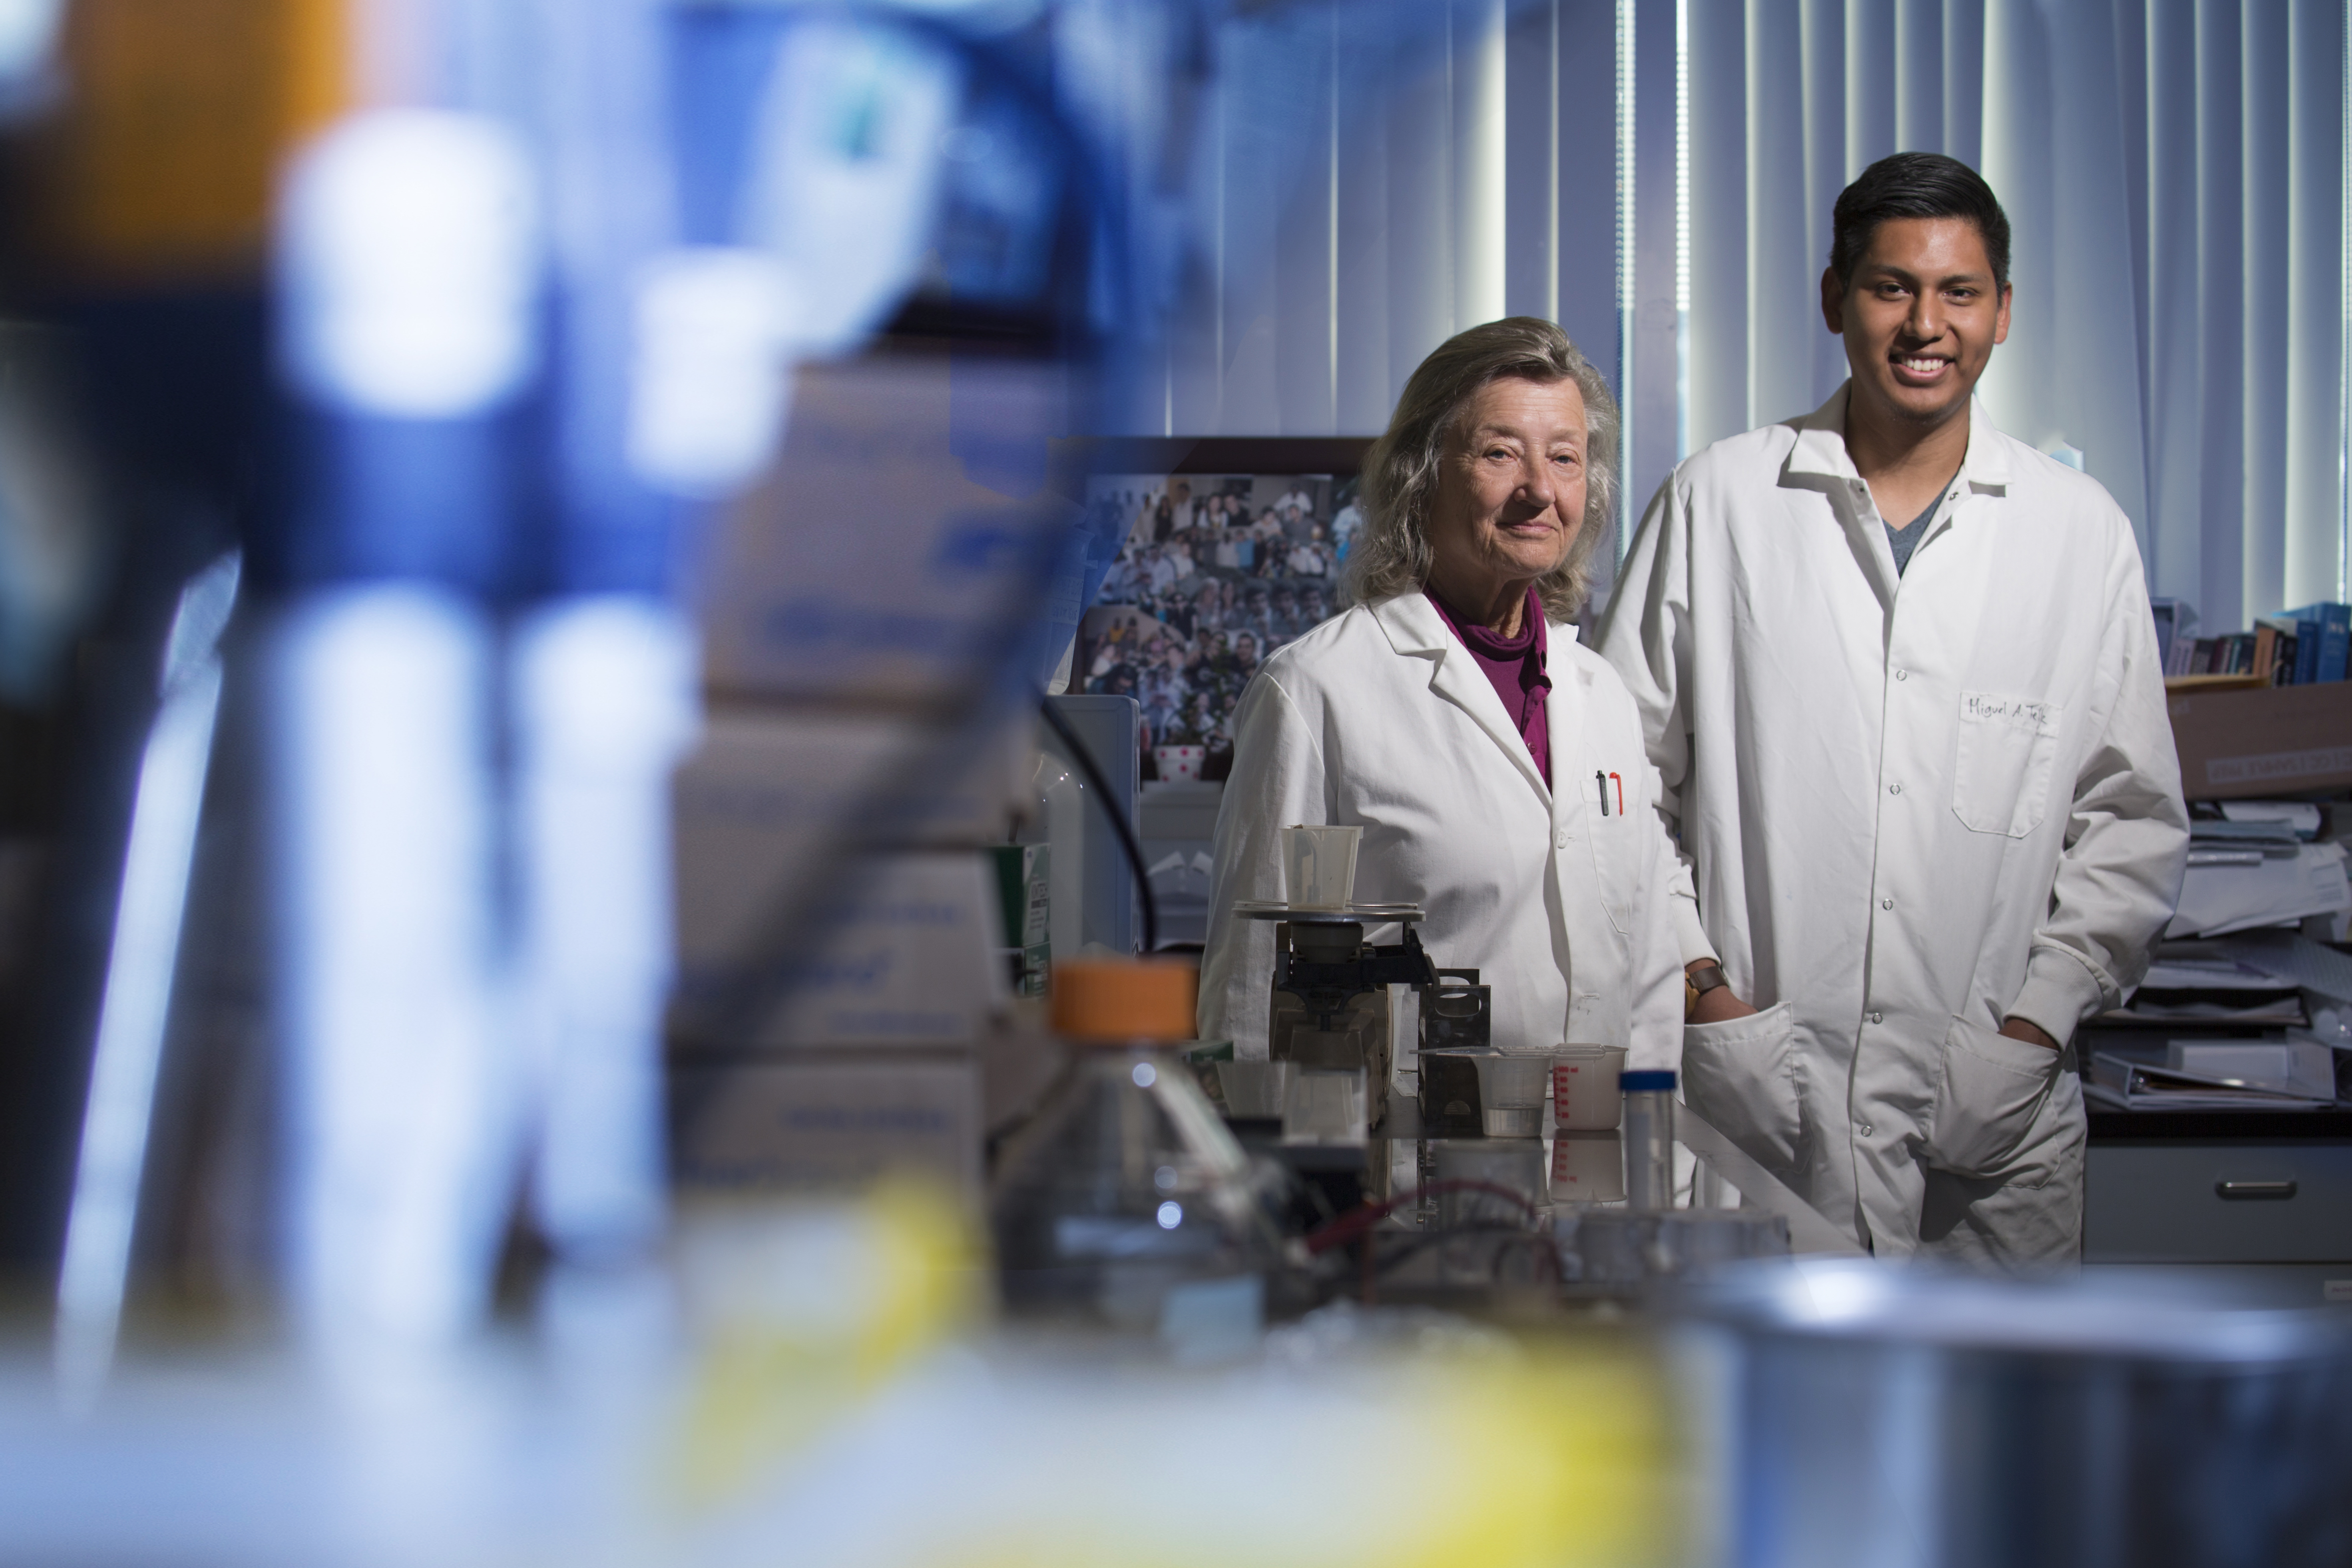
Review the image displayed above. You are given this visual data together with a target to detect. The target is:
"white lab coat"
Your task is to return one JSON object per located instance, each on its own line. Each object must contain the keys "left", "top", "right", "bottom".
{"left": 1199, "top": 591, "right": 1685, "bottom": 1066}
{"left": 1597, "top": 386, "right": 2189, "bottom": 1263}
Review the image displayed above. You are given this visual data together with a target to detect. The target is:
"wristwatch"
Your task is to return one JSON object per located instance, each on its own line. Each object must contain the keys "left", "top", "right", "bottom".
{"left": 1684, "top": 962, "right": 1729, "bottom": 1020}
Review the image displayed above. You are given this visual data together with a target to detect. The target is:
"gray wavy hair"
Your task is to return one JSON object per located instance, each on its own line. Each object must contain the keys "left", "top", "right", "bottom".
{"left": 1345, "top": 316, "right": 1619, "bottom": 621}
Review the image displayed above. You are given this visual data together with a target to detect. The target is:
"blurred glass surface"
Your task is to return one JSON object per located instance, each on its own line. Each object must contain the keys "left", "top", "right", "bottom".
{"left": 991, "top": 1038, "right": 1282, "bottom": 1337}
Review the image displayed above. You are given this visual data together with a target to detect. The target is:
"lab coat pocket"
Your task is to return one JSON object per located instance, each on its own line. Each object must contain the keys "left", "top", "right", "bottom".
{"left": 1682, "top": 1001, "right": 1803, "bottom": 1181}
{"left": 1579, "top": 772, "right": 1638, "bottom": 936}
{"left": 1951, "top": 691, "right": 2062, "bottom": 837}
{"left": 1925, "top": 1014, "right": 2060, "bottom": 1178}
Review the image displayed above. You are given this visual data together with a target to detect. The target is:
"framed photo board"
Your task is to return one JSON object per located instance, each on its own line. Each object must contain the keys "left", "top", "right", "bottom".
{"left": 1060, "top": 438, "right": 1375, "bottom": 780}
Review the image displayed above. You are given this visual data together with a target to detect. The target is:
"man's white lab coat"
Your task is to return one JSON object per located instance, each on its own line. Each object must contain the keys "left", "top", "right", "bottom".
{"left": 1200, "top": 592, "right": 1685, "bottom": 1065}
{"left": 1598, "top": 386, "right": 2189, "bottom": 1263}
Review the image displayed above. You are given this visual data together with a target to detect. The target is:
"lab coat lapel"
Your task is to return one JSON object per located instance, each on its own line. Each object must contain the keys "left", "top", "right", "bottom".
{"left": 1781, "top": 384, "right": 2016, "bottom": 613}
{"left": 1370, "top": 592, "right": 1549, "bottom": 801}
{"left": 1782, "top": 383, "right": 1901, "bottom": 614}
{"left": 1541, "top": 631, "right": 1590, "bottom": 823}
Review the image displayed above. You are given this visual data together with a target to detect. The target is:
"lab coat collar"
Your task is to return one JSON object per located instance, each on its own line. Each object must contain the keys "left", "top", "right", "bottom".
{"left": 1368, "top": 586, "right": 1580, "bottom": 652}
{"left": 1782, "top": 381, "right": 2013, "bottom": 492}
{"left": 1370, "top": 590, "right": 1554, "bottom": 800}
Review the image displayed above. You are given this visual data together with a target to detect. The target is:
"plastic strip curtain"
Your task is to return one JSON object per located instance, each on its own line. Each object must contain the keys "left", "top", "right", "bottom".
{"left": 1680, "top": 0, "right": 2347, "bottom": 634}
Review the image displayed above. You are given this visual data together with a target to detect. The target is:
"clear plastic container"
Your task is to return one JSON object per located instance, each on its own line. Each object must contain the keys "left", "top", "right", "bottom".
{"left": 1619, "top": 1069, "right": 1676, "bottom": 1210}
{"left": 990, "top": 961, "right": 1285, "bottom": 1334}
{"left": 1281, "top": 824, "right": 1361, "bottom": 909}
{"left": 1552, "top": 1043, "right": 1628, "bottom": 1130}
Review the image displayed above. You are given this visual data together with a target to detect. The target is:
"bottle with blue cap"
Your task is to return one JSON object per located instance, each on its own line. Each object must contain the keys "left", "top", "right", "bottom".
{"left": 1619, "top": 1069, "right": 1677, "bottom": 1210}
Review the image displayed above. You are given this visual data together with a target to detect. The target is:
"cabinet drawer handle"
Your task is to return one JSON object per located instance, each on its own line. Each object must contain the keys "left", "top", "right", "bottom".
{"left": 2215, "top": 1180, "right": 2298, "bottom": 1201}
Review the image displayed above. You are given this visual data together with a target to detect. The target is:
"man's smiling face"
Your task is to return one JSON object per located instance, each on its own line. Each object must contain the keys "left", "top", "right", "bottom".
{"left": 1823, "top": 215, "right": 2011, "bottom": 433}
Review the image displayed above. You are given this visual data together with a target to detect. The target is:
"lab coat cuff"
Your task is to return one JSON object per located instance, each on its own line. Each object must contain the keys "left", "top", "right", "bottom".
{"left": 1673, "top": 894, "right": 1717, "bottom": 969}
{"left": 2006, "top": 945, "right": 2109, "bottom": 1050}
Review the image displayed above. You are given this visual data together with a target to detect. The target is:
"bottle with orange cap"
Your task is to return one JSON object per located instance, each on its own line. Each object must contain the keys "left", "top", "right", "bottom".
{"left": 989, "top": 958, "right": 1286, "bottom": 1338}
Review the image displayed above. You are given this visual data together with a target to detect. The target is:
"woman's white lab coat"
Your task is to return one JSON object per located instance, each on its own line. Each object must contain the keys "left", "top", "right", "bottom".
{"left": 1198, "top": 591, "right": 1685, "bottom": 1064}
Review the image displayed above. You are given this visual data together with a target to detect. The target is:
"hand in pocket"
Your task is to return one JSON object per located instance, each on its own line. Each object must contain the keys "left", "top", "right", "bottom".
{"left": 1924, "top": 1014, "right": 2060, "bottom": 1177}
{"left": 1681, "top": 1001, "right": 1803, "bottom": 1181}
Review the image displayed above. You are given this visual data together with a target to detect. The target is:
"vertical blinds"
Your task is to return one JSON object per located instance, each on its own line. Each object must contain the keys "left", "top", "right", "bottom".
{"left": 1672, "top": 0, "right": 2344, "bottom": 628}
{"left": 1126, "top": 0, "right": 2348, "bottom": 629}
{"left": 1128, "top": 0, "right": 1620, "bottom": 445}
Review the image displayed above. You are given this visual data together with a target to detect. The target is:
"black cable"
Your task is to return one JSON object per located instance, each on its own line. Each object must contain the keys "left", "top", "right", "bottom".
{"left": 1039, "top": 696, "right": 1160, "bottom": 954}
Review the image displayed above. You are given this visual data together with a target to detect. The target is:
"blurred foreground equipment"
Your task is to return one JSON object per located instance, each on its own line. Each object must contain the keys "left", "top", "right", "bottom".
{"left": 1674, "top": 1259, "right": 2352, "bottom": 1568}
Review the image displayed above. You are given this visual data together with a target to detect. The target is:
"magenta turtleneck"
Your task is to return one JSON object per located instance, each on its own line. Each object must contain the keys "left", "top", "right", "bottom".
{"left": 1426, "top": 583, "right": 1552, "bottom": 788}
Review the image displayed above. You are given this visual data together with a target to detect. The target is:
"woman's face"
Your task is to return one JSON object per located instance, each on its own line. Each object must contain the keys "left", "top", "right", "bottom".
{"left": 1426, "top": 375, "right": 1588, "bottom": 593}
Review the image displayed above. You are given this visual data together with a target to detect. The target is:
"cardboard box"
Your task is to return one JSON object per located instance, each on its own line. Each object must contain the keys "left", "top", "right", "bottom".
{"left": 2167, "top": 681, "right": 2352, "bottom": 800}
{"left": 670, "top": 1055, "right": 982, "bottom": 1201}
{"left": 699, "top": 354, "right": 1073, "bottom": 707}
{"left": 670, "top": 707, "right": 1036, "bottom": 1042}
{"left": 675, "top": 848, "right": 1007, "bottom": 1049}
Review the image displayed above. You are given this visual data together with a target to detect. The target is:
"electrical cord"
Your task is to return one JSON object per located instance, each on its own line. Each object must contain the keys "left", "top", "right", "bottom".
{"left": 1039, "top": 696, "right": 1160, "bottom": 954}
{"left": 1301, "top": 1179, "right": 1546, "bottom": 1254}
{"left": 1359, "top": 1222, "right": 1564, "bottom": 1282}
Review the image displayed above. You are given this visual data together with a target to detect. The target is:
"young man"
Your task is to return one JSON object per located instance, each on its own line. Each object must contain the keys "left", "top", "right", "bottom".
{"left": 1597, "top": 153, "right": 2188, "bottom": 1266}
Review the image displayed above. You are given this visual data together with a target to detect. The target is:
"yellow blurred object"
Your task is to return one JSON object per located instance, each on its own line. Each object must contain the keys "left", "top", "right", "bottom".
{"left": 669, "top": 1178, "right": 983, "bottom": 1507}
{"left": 945, "top": 1335, "right": 1678, "bottom": 1568}
{"left": 1050, "top": 957, "right": 1197, "bottom": 1044}
{"left": 13, "top": 0, "right": 348, "bottom": 283}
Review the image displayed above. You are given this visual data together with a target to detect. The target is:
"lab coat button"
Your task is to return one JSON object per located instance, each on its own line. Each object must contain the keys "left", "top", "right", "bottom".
{"left": 1555, "top": 830, "right": 1569, "bottom": 848}
{"left": 1888, "top": 783, "right": 1902, "bottom": 796}
{"left": 1858, "top": 1123, "right": 1874, "bottom": 1137}
{"left": 1881, "top": 897, "right": 1894, "bottom": 910}
{"left": 1894, "top": 669, "right": 1908, "bottom": 682}
{"left": 1867, "top": 1011, "right": 1884, "bottom": 1025}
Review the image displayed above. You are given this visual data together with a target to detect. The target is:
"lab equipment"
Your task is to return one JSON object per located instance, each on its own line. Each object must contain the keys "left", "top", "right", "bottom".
{"left": 1422, "top": 970, "right": 1492, "bottom": 1052}
{"left": 1552, "top": 1044, "right": 1628, "bottom": 1130}
{"left": 1555, "top": 1209, "right": 1790, "bottom": 1288}
{"left": 1234, "top": 902, "right": 1440, "bottom": 1133}
{"left": 1214, "top": 1058, "right": 1294, "bottom": 1119}
{"left": 1281, "top": 824, "right": 1362, "bottom": 910}
{"left": 1550, "top": 1130, "right": 1625, "bottom": 1204}
{"left": 1677, "top": 1259, "right": 2352, "bottom": 1568}
{"left": 1420, "top": 1047, "right": 1550, "bottom": 1138}
{"left": 1282, "top": 1068, "right": 1368, "bottom": 1146}
{"left": 1433, "top": 1139, "right": 1548, "bottom": 1228}
{"left": 1038, "top": 694, "right": 1142, "bottom": 957}
{"left": 990, "top": 960, "right": 1283, "bottom": 1334}
{"left": 1620, "top": 1069, "right": 1675, "bottom": 1210}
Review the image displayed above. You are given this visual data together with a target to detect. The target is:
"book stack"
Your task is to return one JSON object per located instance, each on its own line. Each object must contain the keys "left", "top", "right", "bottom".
{"left": 2155, "top": 597, "right": 2350, "bottom": 685}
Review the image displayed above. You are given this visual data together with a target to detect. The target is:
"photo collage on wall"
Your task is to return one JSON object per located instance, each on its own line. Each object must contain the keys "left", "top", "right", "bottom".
{"left": 1076, "top": 472, "right": 1364, "bottom": 780}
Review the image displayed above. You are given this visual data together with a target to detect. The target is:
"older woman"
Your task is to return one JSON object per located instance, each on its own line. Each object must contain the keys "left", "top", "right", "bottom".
{"left": 1199, "top": 317, "right": 1684, "bottom": 1064}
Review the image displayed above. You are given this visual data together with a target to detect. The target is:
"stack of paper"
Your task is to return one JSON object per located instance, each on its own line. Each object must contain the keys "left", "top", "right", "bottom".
{"left": 2166, "top": 802, "right": 2349, "bottom": 937}
{"left": 2105, "top": 935, "right": 2308, "bottom": 1027}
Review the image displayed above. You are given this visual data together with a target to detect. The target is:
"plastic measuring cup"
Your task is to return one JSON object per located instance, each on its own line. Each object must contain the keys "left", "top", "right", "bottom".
{"left": 1552, "top": 1044, "right": 1628, "bottom": 1130}
{"left": 1282, "top": 824, "right": 1362, "bottom": 909}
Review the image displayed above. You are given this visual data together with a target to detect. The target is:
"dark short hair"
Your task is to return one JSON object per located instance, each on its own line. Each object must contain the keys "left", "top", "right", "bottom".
{"left": 1830, "top": 152, "right": 2011, "bottom": 290}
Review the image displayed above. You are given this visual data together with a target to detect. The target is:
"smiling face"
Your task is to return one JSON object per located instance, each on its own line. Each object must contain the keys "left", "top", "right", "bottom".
{"left": 1425, "top": 375, "right": 1589, "bottom": 609}
{"left": 1823, "top": 215, "right": 2010, "bottom": 433}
